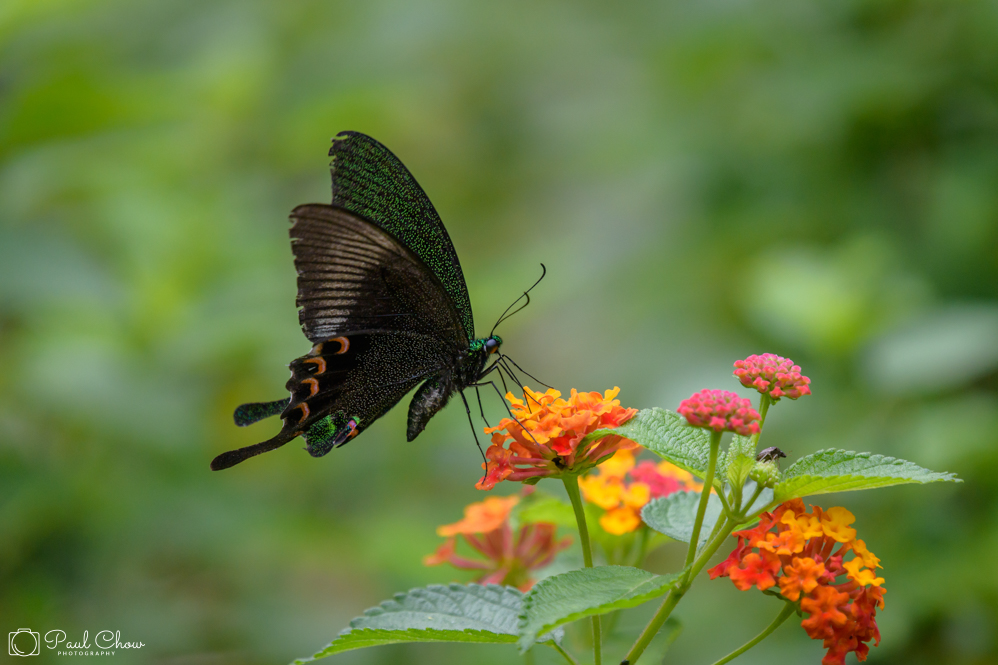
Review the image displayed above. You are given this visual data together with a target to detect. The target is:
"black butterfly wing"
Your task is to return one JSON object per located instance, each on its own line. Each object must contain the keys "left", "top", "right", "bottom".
{"left": 211, "top": 332, "right": 447, "bottom": 470}
{"left": 292, "top": 203, "right": 467, "bottom": 343}
{"left": 210, "top": 205, "right": 467, "bottom": 470}
{"left": 329, "top": 131, "right": 475, "bottom": 340}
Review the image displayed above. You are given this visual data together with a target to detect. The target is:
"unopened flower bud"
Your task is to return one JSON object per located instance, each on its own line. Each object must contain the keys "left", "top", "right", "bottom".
{"left": 750, "top": 460, "right": 781, "bottom": 488}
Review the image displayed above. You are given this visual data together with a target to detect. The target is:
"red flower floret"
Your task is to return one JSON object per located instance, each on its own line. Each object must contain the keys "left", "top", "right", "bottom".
{"left": 734, "top": 353, "right": 812, "bottom": 401}
{"left": 677, "top": 389, "right": 761, "bottom": 436}
{"left": 709, "top": 500, "right": 885, "bottom": 664}
{"left": 476, "top": 387, "right": 638, "bottom": 490}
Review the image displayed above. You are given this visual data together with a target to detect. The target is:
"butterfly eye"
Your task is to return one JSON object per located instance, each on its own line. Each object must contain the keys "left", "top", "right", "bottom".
{"left": 485, "top": 337, "right": 500, "bottom": 354}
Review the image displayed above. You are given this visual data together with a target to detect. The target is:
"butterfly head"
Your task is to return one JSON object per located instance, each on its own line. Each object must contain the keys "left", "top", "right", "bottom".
{"left": 484, "top": 335, "right": 502, "bottom": 355}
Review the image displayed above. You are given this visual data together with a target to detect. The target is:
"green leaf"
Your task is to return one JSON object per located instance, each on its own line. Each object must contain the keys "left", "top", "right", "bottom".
{"left": 582, "top": 408, "right": 724, "bottom": 487}
{"left": 641, "top": 491, "right": 723, "bottom": 547}
{"left": 294, "top": 584, "right": 562, "bottom": 662}
{"left": 725, "top": 434, "right": 757, "bottom": 489}
{"left": 517, "top": 566, "right": 684, "bottom": 652}
{"left": 775, "top": 449, "right": 961, "bottom": 502}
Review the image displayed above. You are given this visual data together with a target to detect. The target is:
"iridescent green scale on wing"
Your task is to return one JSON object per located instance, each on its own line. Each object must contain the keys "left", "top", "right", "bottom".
{"left": 329, "top": 131, "right": 474, "bottom": 341}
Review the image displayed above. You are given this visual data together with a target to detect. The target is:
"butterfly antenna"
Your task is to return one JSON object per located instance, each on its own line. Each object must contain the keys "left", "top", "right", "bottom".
{"left": 501, "top": 354, "right": 554, "bottom": 390}
{"left": 490, "top": 264, "right": 547, "bottom": 337}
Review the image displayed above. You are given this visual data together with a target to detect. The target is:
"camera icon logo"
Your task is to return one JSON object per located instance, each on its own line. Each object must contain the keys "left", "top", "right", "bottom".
{"left": 9, "top": 629, "right": 40, "bottom": 656}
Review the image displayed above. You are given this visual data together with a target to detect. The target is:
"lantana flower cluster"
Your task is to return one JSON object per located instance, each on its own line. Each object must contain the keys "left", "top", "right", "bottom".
{"left": 734, "top": 353, "right": 812, "bottom": 401}
{"left": 579, "top": 448, "right": 701, "bottom": 535}
{"left": 424, "top": 494, "right": 570, "bottom": 590}
{"left": 709, "top": 499, "right": 885, "bottom": 665}
{"left": 677, "top": 389, "right": 761, "bottom": 436}
{"left": 476, "top": 387, "right": 638, "bottom": 490}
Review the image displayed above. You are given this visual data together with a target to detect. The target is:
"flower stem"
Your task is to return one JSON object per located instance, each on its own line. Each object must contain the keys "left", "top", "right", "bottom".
{"left": 742, "top": 482, "right": 765, "bottom": 515}
{"left": 706, "top": 602, "right": 796, "bottom": 665}
{"left": 562, "top": 474, "right": 601, "bottom": 665}
{"left": 552, "top": 642, "right": 581, "bottom": 665}
{"left": 756, "top": 394, "right": 772, "bottom": 433}
{"left": 623, "top": 436, "right": 731, "bottom": 665}
{"left": 685, "top": 431, "right": 722, "bottom": 569}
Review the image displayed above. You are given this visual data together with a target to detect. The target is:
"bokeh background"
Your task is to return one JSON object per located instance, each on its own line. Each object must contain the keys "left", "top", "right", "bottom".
{"left": 2, "top": 0, "right": 997, "bottom": 663}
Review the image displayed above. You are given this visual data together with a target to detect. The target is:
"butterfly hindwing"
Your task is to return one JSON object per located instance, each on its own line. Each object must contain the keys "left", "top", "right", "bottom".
{"left": 329, "top": 132, "right": 475, "bottom": 340}
{"left": 211, "top": 330, "right": 455, "bottom": 470}
{"left": 283, "top": 332, "right": 452, "bottom": 456}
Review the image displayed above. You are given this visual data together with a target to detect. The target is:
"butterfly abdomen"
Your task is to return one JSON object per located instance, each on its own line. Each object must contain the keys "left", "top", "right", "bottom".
{"left": 406, "top": 375, "right": 455, "bottom": 442}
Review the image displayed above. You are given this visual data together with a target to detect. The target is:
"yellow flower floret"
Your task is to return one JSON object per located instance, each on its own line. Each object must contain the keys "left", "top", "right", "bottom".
{"left": 820, "top": 506, "right": 858, "bottom": 543}
{"left": 843, "top": 558, "right": 886, "bottom": 587}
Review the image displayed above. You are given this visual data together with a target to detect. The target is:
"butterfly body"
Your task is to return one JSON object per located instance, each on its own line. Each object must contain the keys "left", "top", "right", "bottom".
{"left": 211, "top": 133, "right": 502, "bottom": 471}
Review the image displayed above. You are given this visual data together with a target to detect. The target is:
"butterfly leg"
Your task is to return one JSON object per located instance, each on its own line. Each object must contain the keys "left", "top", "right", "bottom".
{"left": 474, "top": 385, "right": 491, "bottom": 429}
{"left": 470, "top": 380, "right": 543, "bottom": 448}
{"left": 459, "top": 391, "right": 488, "bottom": 472}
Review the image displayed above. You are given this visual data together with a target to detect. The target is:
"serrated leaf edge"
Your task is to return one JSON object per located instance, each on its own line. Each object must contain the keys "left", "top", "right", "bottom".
{"left": 775, "top": 448, "right": 961, "bottom": 501}
{"left": 516, "top": 567, "right": 683, "bottom": 652}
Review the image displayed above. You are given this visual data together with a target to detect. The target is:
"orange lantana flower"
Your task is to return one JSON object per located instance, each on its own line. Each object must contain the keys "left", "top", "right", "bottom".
{"left": 475, "top": 387, "right": 638, "bottom": 490}
{"left": 424, "top": 494, "right": 570, "bottom": 590}
{"left": 709, "top": 500, "right": 885, "bottom": 665}
{"left": 579, "top": 448, "right": 701, "bottom": 535}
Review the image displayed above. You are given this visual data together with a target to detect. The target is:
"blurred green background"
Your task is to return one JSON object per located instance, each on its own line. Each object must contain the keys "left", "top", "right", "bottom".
{"left": 2, "top": 0, "right": 997, "bottom": 663}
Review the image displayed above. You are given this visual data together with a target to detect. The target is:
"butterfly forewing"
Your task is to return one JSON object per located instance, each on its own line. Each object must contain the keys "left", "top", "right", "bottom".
{"left": 291, "top": 204, "right": 467, "bottom": 344}
{"left": 329, "top": 132, "right": 475, "bottom": 340}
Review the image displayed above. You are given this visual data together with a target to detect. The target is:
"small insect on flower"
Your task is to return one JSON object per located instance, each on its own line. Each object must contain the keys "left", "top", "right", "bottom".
{"left": 475, "top": 387, "right": 638, "bottom": 490}
{"left": 424, "top": 494, "right": 570, "bottom": 590}
{"left": 756, "top": 447, "right": 787, "bottom": 463}
{"left": 709, "top": 500, "right": 885, "bottom": 665}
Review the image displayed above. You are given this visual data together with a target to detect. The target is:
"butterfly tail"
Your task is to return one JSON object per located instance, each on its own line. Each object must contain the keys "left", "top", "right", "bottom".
{"left": 234, "top": 398, "right": 292, "bottom": 427}
{"left": 210, "top": 429, "right": 298, "bottom": 471}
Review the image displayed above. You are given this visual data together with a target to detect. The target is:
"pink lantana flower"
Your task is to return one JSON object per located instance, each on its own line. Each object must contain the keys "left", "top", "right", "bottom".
{"left": 677, "top": 389, "right": 761, "bottom": 436}
{"left": 733, "top": 353, "right": 811, "bottom": 401}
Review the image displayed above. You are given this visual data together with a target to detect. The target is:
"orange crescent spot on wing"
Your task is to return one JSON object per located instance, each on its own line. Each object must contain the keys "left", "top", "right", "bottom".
{"left": 304, "top": 357, "right": 327, "bottom": 374}
{"left": 296, "top": 402, "right": 310, "bottom": 421}
{"left": 331, "top": 336, "right": 350, "bottom": 354}
{"left": 303, "top": 378, "right": 319, "bottom": 396}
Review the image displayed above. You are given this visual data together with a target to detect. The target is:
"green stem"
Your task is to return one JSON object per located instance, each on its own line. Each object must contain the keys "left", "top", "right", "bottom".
{"left": 562, "top": 475, "right": 601, "bottom": 665}
{"left": 623, "top": 435, "right": 729, "bottom": 665}
{"left": 621, "top": 519, "right": 736, "bottom": 665}
{"left": 685, "top": 431, "right": 722, "bottom": 570}
{"left": 688, "top": 519, "right": 736, "bottom": 584}
{"left": 756, "top": 393, "right": 772, "bottom": 433}
{"left": 742, "top": 482, "right": 765, "bottom": 515}
{"left": 552, "top": 642, "right": 580, "bottom": 665}
{"left": 715, "top": 487, "right": 734, "bottom": 519}
{"left": 633, "top": 525, "right": 651, "bottom": 567}
{"left": 706, "top": 602, "right": 796, "bottom": 665}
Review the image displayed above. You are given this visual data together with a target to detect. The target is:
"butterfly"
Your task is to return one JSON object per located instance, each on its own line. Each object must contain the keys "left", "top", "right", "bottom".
{"left": 211, "top": 131, "right": 541, "bottom": 470}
